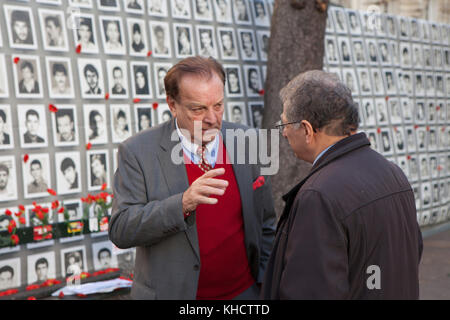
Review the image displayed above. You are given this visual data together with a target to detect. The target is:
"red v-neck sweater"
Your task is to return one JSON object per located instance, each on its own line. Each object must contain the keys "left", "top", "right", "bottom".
{"left": 184, "top": 140, "right": 254, "bottom": 300}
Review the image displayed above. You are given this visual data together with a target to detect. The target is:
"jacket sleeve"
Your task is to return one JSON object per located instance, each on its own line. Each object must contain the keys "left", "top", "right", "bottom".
{"left": 108, "top": 142, "right": 189, "bottom": 249}
{"left": 279, "top": 189, "right": 349, "bottom": 299}
{"left": 257, "top": 174, "right": 277, "bottom": 283}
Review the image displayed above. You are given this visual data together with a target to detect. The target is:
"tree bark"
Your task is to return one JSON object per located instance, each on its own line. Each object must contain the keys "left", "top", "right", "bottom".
{"left": 262, "top": 0, "right": 329, "bottom": 217}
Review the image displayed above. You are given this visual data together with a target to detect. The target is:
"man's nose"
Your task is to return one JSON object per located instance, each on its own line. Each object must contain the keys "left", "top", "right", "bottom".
{"left": 203, "top": 108, "right": 217, "bottom": 125}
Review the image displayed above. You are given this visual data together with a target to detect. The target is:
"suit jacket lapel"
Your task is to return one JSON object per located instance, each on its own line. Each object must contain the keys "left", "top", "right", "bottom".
{"left": 157, "top": 119, "right": 200, "bottom": 261}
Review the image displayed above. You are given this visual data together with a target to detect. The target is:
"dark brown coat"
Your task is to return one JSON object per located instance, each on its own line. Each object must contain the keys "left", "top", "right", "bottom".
{"left": 261, "top": 132, "right": 423, "bottom": 299}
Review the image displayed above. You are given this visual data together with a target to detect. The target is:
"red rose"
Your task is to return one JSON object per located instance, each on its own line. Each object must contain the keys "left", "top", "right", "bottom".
{"left": 8, "top": 220, "right": 16, "bottom": 233}
{"left": 5, "top": 209, "right": 12, "bottom": 216}
{"left": 58, "top": 207, "right": 65, "bottom": 214}
{"left": 19, "top": 204, "right": 25, "bottom": 211}
{"left": 10, "top": 234, "right": 19, "bottom": 245}
{"left": 36, "top": 211, "right": 45, "bottom": 221}
{"left": 19, "top": 217, "right": 26, "bottom": 225}
{"left": 13, "top": 57, "right": 20, "bottom": 64}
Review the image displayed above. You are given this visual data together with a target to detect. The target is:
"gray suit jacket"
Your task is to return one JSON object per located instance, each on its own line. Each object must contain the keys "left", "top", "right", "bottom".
{"left": 109, "top": 119, "right": 276, "bottom": 299}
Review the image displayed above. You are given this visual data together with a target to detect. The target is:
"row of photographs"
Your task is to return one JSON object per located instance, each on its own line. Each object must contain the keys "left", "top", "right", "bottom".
{"left": 0, "top": 241, "right": 135, "bottom": 291}
{"left": 409, "top": 179, "right": 450, "bottom": 211}
{"left": 327, "top": 65, "right": 450, "bottom": 97}
{"left": 415, "top": 205, "right": 450, "bottom": 227}
{"left": 324, "top": 35, "right": 450, "bottom": 71}
{"left": 0, "top": 55, "right": 267, "bottom": 100}
{"left": 352, "top": 97, "right": 450, "bottom": 126}
{"left": 327, "top": 6, "right": 450, "bottom": 44}
{"left": 0, "top": 101, "right": 264, "bottom": 149}
{"left": 30, "top": 0, "right": 273, "bottom": 25}
{"left": 364, "top": 124, "right": 450, "bottom": 156}
{"left": 0, "top": 4, "right": 271, "bottom": 58}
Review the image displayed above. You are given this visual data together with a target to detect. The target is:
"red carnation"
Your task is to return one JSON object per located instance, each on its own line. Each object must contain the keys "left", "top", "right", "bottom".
{"left": 51, "top": 200, "right": 60, "bottom": 209}
{"left": 27, "top": 296, "right": 37, "bottom": 300}
{"left": 13, "top": 57, "right": 20, "bottom": 64}
{"left": 58, "top": 207, "right": 65, "bottom": 214}
{"left": 10, "top": 234, "right": 19, "bottom": 245}
{"left": 19, "top": 217, "right": 26, "bottom": 225}
{"left": 152, "top": 102, "right": 159, "bottom": 110}
{"left": 19, "top": 204, "right": 25, "bottom": 211}
{"left": 147, "top": 50, "right": 152, "bottom": 57}
{"left": 76, "top": 44, "right": 82, "bottom": 54}
{"left": 23, "top": 154, "right": 29, "bottom": 163}
{"left": 36, "top": 211, "right": 45, "bottom": 221}
{"left": 258, "top": 89, "right": 265, "bottom": 96}
{"left": 8, "top": 220, "right": 16, "bottom": 234}
{"left": 47, "top": 188, "right": 57, "bottom": 196}
{"left": 5, "top": 209, "right": 12, "bottom": 216}
{"left": 58, "top": 291, "right": 65, "bottom": 299}
{"left": 105, "top": 93, "right": 110, "bottom": 100}
{"left": 48, "top": 104, "right": 58, "bottom": 113}
{"left": 101, "top": 183, "right": 107, "bottom": 191}
{"left": 133, "top": 98, "right": 141, "bottom": 103}
{"left": 86, "top": 142, "right": 92, "bottom": 150}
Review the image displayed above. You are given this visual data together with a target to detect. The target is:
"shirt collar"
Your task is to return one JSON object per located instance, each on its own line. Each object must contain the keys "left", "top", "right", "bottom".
{"left": 175, "top": 119, "right": 219, "bottom": 156}
{"left": 313, "top": 143, "right": 336, "bottom": 166}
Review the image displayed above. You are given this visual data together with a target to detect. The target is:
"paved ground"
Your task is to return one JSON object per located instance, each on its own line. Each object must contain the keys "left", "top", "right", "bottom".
{"left": 419, "top": 225, "right": 450, "bottom": 300}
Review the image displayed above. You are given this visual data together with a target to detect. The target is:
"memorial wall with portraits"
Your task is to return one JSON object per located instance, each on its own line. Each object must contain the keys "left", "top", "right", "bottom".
{"left": 324, "top": 6, "right": 450, "bottom": 229}
{"left": 0, "top": 0, "right": 271, "bottom": 294}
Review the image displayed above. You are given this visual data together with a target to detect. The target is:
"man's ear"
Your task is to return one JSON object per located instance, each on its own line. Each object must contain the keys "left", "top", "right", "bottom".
{"left": 166, "top": 96, "right": 177, "bottom": 117}
{"left": 301, "top": 120, "right": 315, "bottom": 144}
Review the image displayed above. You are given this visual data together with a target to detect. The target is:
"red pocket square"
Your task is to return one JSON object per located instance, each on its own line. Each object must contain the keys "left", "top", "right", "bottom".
{"left": 253, "top": 176, "right": 265, "bottom": 190}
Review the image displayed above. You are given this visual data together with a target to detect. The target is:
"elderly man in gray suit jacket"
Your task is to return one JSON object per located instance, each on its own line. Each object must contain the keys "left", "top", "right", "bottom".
{"left": 109, "top": 56, "right": 276, "bottom": 300}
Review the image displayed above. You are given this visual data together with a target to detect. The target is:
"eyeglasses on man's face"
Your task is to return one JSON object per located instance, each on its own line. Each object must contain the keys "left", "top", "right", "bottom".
{"left": 274, "top": 119, "right": 301, "bottom": 130}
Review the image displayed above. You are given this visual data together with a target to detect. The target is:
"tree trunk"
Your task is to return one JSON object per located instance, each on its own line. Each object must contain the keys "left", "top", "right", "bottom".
{"left": 263, "top": 0, "right": 329, "bottom": 217}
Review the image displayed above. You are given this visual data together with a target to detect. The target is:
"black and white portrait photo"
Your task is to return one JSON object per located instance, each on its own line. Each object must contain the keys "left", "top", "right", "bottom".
{"left": 171, "top": 0, "right": 191, "bottom": 19}
{"left": 45, "top": 57, "right": 75, "bottom": 99}
{"left": 251, "top": 0, "right": 270, "bottom": 26}
{"left": 0, "top": 55, "right": 7, "bottom": 98}
{"left": 58, "top": 199, "right": 82, "bottom": 222}
{"left": 84, "top": 104, "right": 108, "bottom": 145}
{"left": 100, "top": 16, "right": 126, "bottom": 55}
{"left": 127, "top": 18, "right": 149, "bottom": 57}
{"left": 153, "top": 62, "right": 171, "bottom": 99}
{"left": 13, "top": 55, "right": 43, "bottom": 99}
{"left": 0, "top": 105, "right": 14, "bottom": 150}
{"left": 72, "top": 14, "right": 99, "bottom": 54}
{"left": 61, "top": 246, "right": 87, "bottom": 277}
{"left": 249, "top": 102, "right": 264, "bottom": 129}
{"left": 69, "top": 0, "right": 93, "bottom": 8}
{"left": 92, "top": 241, "right": 118, "bottom": 270}
{"left": 78, "top": 58, "right": 105, "bottom": 99}
{"left": 405, "top": 127, "right": 416, "bottom": 153}
{"left": 125, "top": 0, "right": 144, "bottom": 14}
{"left": 227, "top": 102, "right": 247, "bottom": 125}
{"left": 361, "top": 99, "right": 375, "bottom": 127}
{"left": 98, "top": 0, "right": 120, "bottom": 11}
{"left": 325, "top": 36, "right": 338, "bottom": 64}
{"left": 357, "top": 68, "right": 371, "bottom": 96}
{"left": 18, "top": 104, "right": 48, "bottom": 148}
{"left": 149, "top": 21, "right": 172, "bottom": 58}
{"left": 371, "top": 69, "right": 384, "bottom": 95}
{"left": 393, "top": 127, "right": 405, "bottom": 154}
{"left": 352, "top": 39, "right": 366, "bottom": 65}
{"left": 390, "top": 99, "right": 403, "bottom": 124}
{"left": 218, "top": 27, "right": 238, "bottom": 60}
{"left": 366, "top": 130, "right": 378, "bottom": 152}
{"left": 107, "top": 60, "right": 129, "bottom": 99}
{"left": 55, "top": 151, "right": 81, "bottom": 195}
{"left": 156, "top": 103, "right": 172, "bottom": 124}
{"left": 415, "top": 73, "right": 425, "bottom": 97}
{"left": 22, "top": 153, "right": 51, "bottom": 199}
{"left": 213, "top": 0, "right": 232, "bottom": 24}
{"left": 417, "top": 127, "right": 427, "bottom": 151}
{"left": 87, "top": 150, "right": 110, "bottom": 191}
{"left": 257, "top": 30, "right": 270, "bottom": 61}
{"left": 0, "top": 258, "right": 20, "bottom": 291}
{"left": 111, "top": 104, "right": 132, "bottom": 143}
{"left": 378, "top": 40, "right": 391, "bottom": 65}
{"left": 379, "top": 129, "right": 393, "bottom": 155}
{"left": 400, "top": 98, "right": 413, "bottom": 123}
{"left": 333, "top": 7, "right": 348, "bottom": 34}
{"left": 233, "top": 0, "right": 251, "bottom": 25}
{"left": 244, "top": 65, "right": 262, "bottom": 97}
{"left": 224, "top": 65, "right": 243, "bottom": 97}
{"left": 38, "top": 9, "right": 69, "bottom": 52}
{"left": 347, "top": 10, "right": 361, "bottom": 35}
{"left": 338, "top": 37, "right": 352, "bottom": 65}
{"left": 135, "top": 106, "right": 153, "bottom": 132}
{"left": 196, "top": 25, "right": 218, "bottom": 58}
{"left": 425, "top": 73, "right": 435, "bottom": 96}
{"left": 412, "top": 44, "right": 423, "bottom": 68}
{"left": 174, "top": 23, "right": 195, "bottom": 58}
{"left": 148, "top": 0, "right": 168, "bottom": 17}
{"left": 194, "top": 0, "right": 213, "bottom": 21}
{"left": 0, "top": 156, "right": 18, "bottom": 202}
{"left": 375, "top": 98, "right": 388, "bottom": 126}
{"left": 342, "top": 68, "right": 359, "bottom": 96}
{"left": 4, "top": 5, "right": 37, "bottom": 50}
{"left": 51, "top": 105, "right": 78, "bottom": 147}
{"left": 383, "top": 69, "right": 397, "bottom": 95}
{"left": 131, "top": 61, "right": 153, "bottom": 99}
{"left": 415, "top": 100, "right": 426, "bottom": 123}
{"left": 27, "top": 252, "right": 56, "bottom": 285}
{"left": 238, "top": 29, "right": 258, "bottom": 61}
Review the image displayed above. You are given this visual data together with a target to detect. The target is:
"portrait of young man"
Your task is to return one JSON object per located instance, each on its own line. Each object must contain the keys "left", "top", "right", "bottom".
{"left": 148, "top": 0, "right": 168, "bottom": 16}
{"left": 52, "top": 106, "right": 78, "bottom": 146}
{"left": 5, "top": 6, "right": 37, "bottom": 49}
{"left": 19, "top": 105, "right": 48, "bottom": 148}
{"left": 193, "top": 0, "right": 213, "bottom": 21}
{"left": 24, "top": 155, "right": 51, "bottom": 199}
{"left": 0, "top": 157, "right": 17, "bottom": 202}
{"left": 213, "top": 0, "right": 232, "bottom": 24}
{"left": 56, "top": 152, "right": 81, "bottom": 195}
{"left": 150, "top": 22, "right": 171, "bottom": 58}
{"left": 261, "top": 70, "right": 422, "bottom": 300}
{"left": 0, "top": 55, "right": 9, "bottom": 98}
{"left": 196, "top": 26, "right": 218, "bottom": 58}
{"left": 38, "top": 9, "right": 68, "bottom": 51}
{"left": 88, "top": 151, "right": 109, "bottom": 191}
{"left": 218, "top": 27, "right": 238, "bottom": 60}
{"left": 27, "top": 252, "right": 56, "bottom": 285}
{"left": 100, "top": 17, "right": 126, "bottom": 55}
{"left": 14, "top": 57, "right": 43, "bottom": 99}
{"left": 92, "top": 241, "right": 118, "bottom": 270}
{"left": 46, "top": 58, "right": 74, "bottom": 99}
{"left": 73, "top": 14, "right": 99, "bottom": 54}
{"left": 61, "top": 247, "right": 86, "bottom": 277}
{"left": 0, "top": 259, "right": 20, "bottom": 290}
{"left": 84, "top": 105, "right": 108, "bottom": 144}
{"left": 109, "top": 56, "right": 276, "bottom": 300}
{"left": 0, "top": 106, "right": 13, "bottom": 149}
{"left": 107, "top": 60, "right": 129, "bottom": 99}
{"left": 153, "top": 62, "right": 171, "bottom": 99}
{"left": 78, "top": 59, "right": 105, "bottom": 99}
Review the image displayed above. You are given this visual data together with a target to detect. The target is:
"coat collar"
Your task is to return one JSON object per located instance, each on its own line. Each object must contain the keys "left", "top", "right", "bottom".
{"left": 279, "top": 132, "right": 370, "bottom": 225}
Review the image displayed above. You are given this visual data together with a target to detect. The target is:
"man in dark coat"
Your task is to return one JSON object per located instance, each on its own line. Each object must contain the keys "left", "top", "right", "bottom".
{"left": 261, "top": 70, "right": 423, "bottom": 299}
